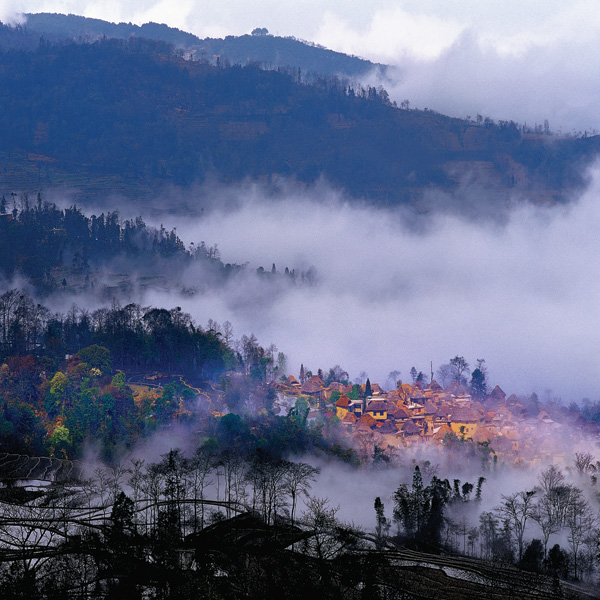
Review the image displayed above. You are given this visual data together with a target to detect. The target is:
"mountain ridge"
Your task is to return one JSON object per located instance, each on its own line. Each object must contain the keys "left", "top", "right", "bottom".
{"left": 0, "top": 19, "right": 598, "bottom": 212}
{"left": 17, "top": 12, "right": 387, "bottom": 80}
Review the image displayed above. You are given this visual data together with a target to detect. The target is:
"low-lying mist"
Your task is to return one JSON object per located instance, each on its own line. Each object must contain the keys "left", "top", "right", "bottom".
{"left": 119, "top": 168, "right": 597, "bottom": 403}
{"left": 34, "top": 166, "right": 600, "bottom": 403}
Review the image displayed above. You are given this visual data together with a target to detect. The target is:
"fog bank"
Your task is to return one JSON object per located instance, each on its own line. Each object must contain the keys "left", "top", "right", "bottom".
{"left": 118, "top": 167, "right": 600, "bottom": 403}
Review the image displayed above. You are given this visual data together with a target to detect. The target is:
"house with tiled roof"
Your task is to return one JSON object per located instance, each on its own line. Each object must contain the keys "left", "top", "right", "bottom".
{"left": 399, "top": 420, "right": 422, "bottom": 443}
{"left": 449, "top": 407, "right": 483, "bottom": 438}
{"left": 432, "top": 423, "right": 453, "bottom": 443}
{"left": 341, "top": 411, "right": 357, "bottom": 429}
{"left": 377, "top": 420, "right": 399, "bottom": 435}
{"left": 427, "top": 379, "right": 443, "bottom": 393}
{"left": 506, "top": 393, "right": 519, "bottom": 407}
{"left": 347, "top": 398, "right": 364, "bottom": 417}
{"left": 329, "top": 381, "right": 352, "bottom": 395}
{"left": 301, "top": 375, "right": 328, "bottom": 402}
{"left": 357, "top": 413, "right": 377, "bottom": 430}
{"left": 385, "top": 388, "right": 402, "bottom": 403}
{"left": 377, "top": 420, "right": 402, "bottom": 447}
{"left": 454, "top": 392, "right": 472, "bottom": 407}
{"left": 488, "top": 385, "right": 506, "bottom": 403}
{"left": 434, "top": 405, "right": 453, "bottom": 426}
{"left": 423, "top": 401, "right": 437, "bottom": 425}
{"left": 366, "top": 399, "right": 389, "bottom": 420}
{"left": 388, "top": 405, "right": 411, "bottom": 422}
{"left": 410, "top": 387, "right": 426, "bottom": 404}
{"left": 471, "top": 426, "right": 494, "bottom": 444}
{"left": 537, "top": 410, "right": 552, "bottom": 423}
{"left": 406, "top": 401, "right": 425, "bottom": 416}
{"left": 335, "top": 395, "right": 351, "bottom": 420}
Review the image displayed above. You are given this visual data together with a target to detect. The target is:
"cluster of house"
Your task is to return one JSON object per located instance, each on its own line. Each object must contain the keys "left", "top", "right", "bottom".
{"left": 270, "top": 374, "right": 597, "bottom": 465}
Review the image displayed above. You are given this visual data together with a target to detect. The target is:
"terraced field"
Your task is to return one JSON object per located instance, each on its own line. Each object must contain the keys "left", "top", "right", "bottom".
{"left": 0, "top": 452, "right": 84, "bottom": 482}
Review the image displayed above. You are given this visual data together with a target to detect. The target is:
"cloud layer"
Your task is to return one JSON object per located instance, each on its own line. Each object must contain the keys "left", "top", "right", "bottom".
{"left": 117, "top": 168, "right": 599, "bottom": 404}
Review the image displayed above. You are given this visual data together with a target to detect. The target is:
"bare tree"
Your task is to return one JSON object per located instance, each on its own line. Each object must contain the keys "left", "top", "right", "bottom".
{"left": 495, "top": 490, "right": 536, "bottom": 561}
{"left": 186, "top": 446, "right": 215, "bottom": 532}
{"left": 538, "top": 464, "right": 565, "bottom": 493}
{"left": 531, "top": 494, "right": 561, "bottom": 558}
{"left": 283, "top": 462, "right": 320, "bottom": 526}
{"left": 300, "top": 497, "right": 363, "bottom": 560}
{"left": 219, "top": 452, "right": 248, "bottom": 519}
{"left": 247, "top": 458, "right": 289, "bottom": 525}
{"left": 573, "top": 452, "right": 596, "bottom": 477}
{"left": 354, "top": 371, "right": 368, "bottom": 385}
{"left": 564, "top": 487, "right": 596, "bottom": 580}
{"left": 449, "top": 356, "right": 470, "bottom": 385}
{"left": 386, "top": 370, "right": 401, "bottom": 390}
{"left": 222, "top": 320, "right": 233, "bottom": 346}
{"left": 436, "top": 363, "right": 452, "bottom": 388}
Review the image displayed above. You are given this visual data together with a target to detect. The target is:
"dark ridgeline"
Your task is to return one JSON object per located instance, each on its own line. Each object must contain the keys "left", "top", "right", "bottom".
{"left": 0, "top": 23, "right": 597, "bottom": 209}
{"left": 18, "top": 12, "right": 386, "bottom": 79}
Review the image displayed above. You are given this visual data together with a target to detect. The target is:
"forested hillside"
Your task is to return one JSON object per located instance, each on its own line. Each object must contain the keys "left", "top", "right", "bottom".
{"left": 0, "top": 33, "right": 598, "bottom": 208}
{"left": 21, "top": 13, "right": 386, "bottom": 78}
{"left": 0, "top": 195, "right": 230, "bottom": 293}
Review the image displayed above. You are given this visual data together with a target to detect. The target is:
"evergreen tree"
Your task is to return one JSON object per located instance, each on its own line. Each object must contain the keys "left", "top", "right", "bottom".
{"left": 470, "top": 368, "right": 487, "bottom": 399}
{"left": 363, "top": 378, "right": 372, "bottom": 412}
{"left": 374, "top": 497, "right": 389, "bottom": 548}
{"left": 410, "top": 367, "right": 417, "bottom": 383}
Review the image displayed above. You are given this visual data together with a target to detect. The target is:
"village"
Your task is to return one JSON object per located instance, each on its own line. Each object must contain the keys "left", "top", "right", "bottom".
{"left": 268, "top": 371, "right": 600, "bottom": 468}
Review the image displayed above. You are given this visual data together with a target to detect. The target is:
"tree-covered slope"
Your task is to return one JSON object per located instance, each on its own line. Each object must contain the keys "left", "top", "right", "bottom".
{"left": 20, "top": 13, "right": 385, "bottom": 78}
{"left": 0, "top": 35, "right": 598, "bottom": 207}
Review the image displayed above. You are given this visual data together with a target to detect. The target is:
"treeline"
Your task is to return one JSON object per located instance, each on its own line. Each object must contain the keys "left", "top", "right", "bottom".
{"left": 0, "top": 448, "right": 591, "bottom": 599}
{"left": 0, "top": 196, "right": 316, "bottom": 295}
{"left": 0, "top": 196, "right": 228, "bottom": 291}
{"left": 0, "top": 289, "right": 234, "bottom": 459}
{"left": 0, "top": 289, "right": 233, "bottom": 376}
{"left": 381, "top": 462, "right": 600, "bottom": 583}
{"left": 0, "top": 35, "right": 592, "bottom": 206}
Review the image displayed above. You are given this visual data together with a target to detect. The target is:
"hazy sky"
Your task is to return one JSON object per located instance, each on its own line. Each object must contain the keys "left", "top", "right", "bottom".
{"left": 3, "top": 0, "right": 600, "bottom": 131}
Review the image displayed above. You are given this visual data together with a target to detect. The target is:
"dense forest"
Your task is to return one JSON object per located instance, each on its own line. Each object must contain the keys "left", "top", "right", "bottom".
{"left": 0, "top": 286, "right": 353, "bottom": 461}
{"left": 0, "top": 32, "right": 597, "bottom": 207}
{"left": 0, "top": 195, "right": 315, "bottom": 296}
{"left": 0, "top": 290, "right": 227, "bottom": 457}
{"left": 0, "top": 194, "right": 228, "bottom": 292}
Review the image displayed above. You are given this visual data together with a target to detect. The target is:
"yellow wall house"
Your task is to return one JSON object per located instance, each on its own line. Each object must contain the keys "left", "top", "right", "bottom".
{"left": 366, "top": 399, "right": 388, "bottom": 420}
{"left": 335, "top": 395, "right": 351, "bottom": 419}
{"left": 449, "top": 407, "right": 482, "bottom": 439}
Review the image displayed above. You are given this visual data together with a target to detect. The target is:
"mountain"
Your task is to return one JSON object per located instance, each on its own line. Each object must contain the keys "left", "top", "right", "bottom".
{"left": 17, "top": 13, "right": 386, "bottom": 79}
{"left": 0, "top": 27, "right": 598, "bottom": 210}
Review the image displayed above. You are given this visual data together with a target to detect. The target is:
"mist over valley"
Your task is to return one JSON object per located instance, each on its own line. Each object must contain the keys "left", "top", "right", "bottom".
{"left": 1, "top": 8, "right": 600, "bottom": 599}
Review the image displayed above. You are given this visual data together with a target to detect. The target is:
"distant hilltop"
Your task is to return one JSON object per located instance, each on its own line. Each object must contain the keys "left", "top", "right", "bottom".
{"left": 15, "top": 13, "right": 388, "bottom": 80}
